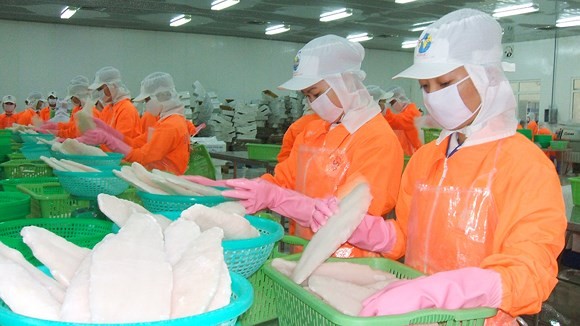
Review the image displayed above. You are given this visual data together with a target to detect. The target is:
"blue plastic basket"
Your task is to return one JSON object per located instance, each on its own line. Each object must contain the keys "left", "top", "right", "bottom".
{"left": 0, "top": 272, "right": 253, "bottom": 326}
{"left": 54, "top": 169, "right": 129, "bottom": 198}
{"left": 20, "top": 144, "right": 52, "bottom": 160}
{"left": 50, "top": 152, "right": 124, "bottom": 167}
{"left": 20, "top": 133, "right": 55, "bottom": 144}
{"left": 156, "top": 212, "right": 284, "bottom": 278}
{"left": 137, "top": 191, "right": 230, "bottom": 213}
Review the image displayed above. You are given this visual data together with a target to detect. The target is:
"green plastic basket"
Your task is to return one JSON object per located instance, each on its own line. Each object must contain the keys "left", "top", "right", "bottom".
{"left": 570, "top": 177, "right": 580, "bottom": 206}
{"left": 50, "top": 151, "right": 124, "bottom": 167}
{"left": 0, "top": 218, "right": 113, "bottom": 266}
{"left": 19, "top": 133, "right": 55, "bottom": 144}
{"left": 16, "top": 182, "right": 91, "bottom": 218}
{"left": 422, "top": 127, "right": 442, "bottom": 144}
{"left": 184, "top": 143, "right": 216, "bottom": 179}
{"left": 0, "top": 159, "right": 53, "bottom": 179}
{"left": 263, "top": 254, "right": 497, "bottom": 326}
{"left": 54, "top": 170, "right": 129, "bottom": 199}
{"left": 20, "top": 144, "right": 52, "bottom": 160}
{"left": 117, "top": 186, "right": 142, "bottom": 205}
{"left": 0, "top": 192, "right": 31, "bottom": 221}
{"left": 0, "top": 272, "right": 253, "bottom": 326}
{"left": 550, "top": 140, "right": 568, "bottom": 150}
{"left": 137, "top": 191, "right": 229, "bottom": 213}
{"left": 247, "top": 143, "right": 282, "bottom": 161}
{"left": 534, "top": 134, "right": 552, "bottom": 148}
{"left": 6, "top": 153, "right": 25, "bottom": 161}
{"left": 516, "top": 129, "right": 533, "bottom": 141}
{"left": 0, "top": 177, "right": 59, "bottom": 192}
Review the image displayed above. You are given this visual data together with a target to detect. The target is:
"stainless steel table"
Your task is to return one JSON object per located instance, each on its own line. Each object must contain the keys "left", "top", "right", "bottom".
{"left": 209, "top": 151, "right": 277, "bottom": 178}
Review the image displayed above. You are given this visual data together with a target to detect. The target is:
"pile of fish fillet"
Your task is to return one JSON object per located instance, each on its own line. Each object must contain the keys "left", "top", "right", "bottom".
{"left": 0, "top": 196, "right": 258, "bottom": 323}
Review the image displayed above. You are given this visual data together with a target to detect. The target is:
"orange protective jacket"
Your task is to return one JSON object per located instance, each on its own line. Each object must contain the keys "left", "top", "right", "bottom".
{"left": 39, "top": 107, "right": 51, "bottom": 121}
{"left": 57, "top": 106, "right": 101, "bottom": 138}
{"left": 262, "top": 114, "right": 404, "bottom": 257}
{"left": 527, "top": 120, "right": 539, "bottom": 137}
{"left": 125, "top": 115, "right": 191, "bottom": 175}
{"left": 106, "top": 99, "right": 141, "bottom": 142}
{"left": 277, "top": 113, "right": 322, "bottom": 163}
{"left": 140, "top": 112, "right": 197, "bottom": 138}
{"left": 0, "top": 113, "right": 20, "bottom": 129}
{"left": 384, "top": 103, "right": 423, "bottom": 156}
{"left": 387, "top": 133, "right": 566, "bottom": 317}
{"left": 16, "top": 109, "right": 41, "bottom": 126}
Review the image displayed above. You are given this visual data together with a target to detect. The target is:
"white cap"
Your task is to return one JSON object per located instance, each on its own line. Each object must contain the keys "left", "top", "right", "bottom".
{"left": 67, "top": 75, "right": 90, "bottom": 99}
{"left": 394, "top": 9, "right": 503, "bottom": 80}
{"left": 2, "top": 95, "right": 16, "bottom": 104}
{"left": 278, "top": 34, "right": 365, "bottom": 91}
{"left": 384, "top": 86, "right": 410, "bottom": 104}
{"left": 47, "top": 91, "right": 58, "bottom": 99}
{"left": 133, "top": 72, "right": 176, "bottom": 102}
{"left": 366, "top": 85, "right": 392, "bottom": 102}
{"left": 89, "top": 66, "right": 122, "bottom": 90}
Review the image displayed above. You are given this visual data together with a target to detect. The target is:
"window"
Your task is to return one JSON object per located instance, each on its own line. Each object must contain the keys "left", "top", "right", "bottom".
{"left": 572, "top": 78, "right": 580, "bottom": 123}
{"left": 511, "top": 80, "right": 541, "bottom": 123}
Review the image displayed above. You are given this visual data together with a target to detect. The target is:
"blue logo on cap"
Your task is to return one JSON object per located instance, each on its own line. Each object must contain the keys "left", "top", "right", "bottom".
{"left": 418, "top": 33, "right": 432, "bottom": 53}
{"left": 293, "top": 51, "right": 301, "bottom": 72}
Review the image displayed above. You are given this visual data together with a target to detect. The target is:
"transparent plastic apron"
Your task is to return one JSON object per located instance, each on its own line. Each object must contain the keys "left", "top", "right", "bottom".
{"left": 406, "top": 141, "right": 516, "bottom": 325}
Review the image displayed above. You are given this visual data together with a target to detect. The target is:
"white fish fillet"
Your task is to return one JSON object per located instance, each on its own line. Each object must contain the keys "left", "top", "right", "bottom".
{"left": 76, "top": 98, "right": 96, "bottom": 134}
{"left": 21, "top": 226, "right": 91, "bottom": 287}
{"left": 307, "top": 275, "right": 380, "bottom": 316}
{"left": 59, "top": 159, "right": 100, "bottom": 172}
{"left": 214, "top": 201, "right": 247, "bottom": 216}
{"left": 97, "top": 194, "right": 172, "bottom": 230}
{"left": 206, "top": 259, "right": 231, "bottom": 312}
{"left": 291, "top": 182, "right": 372, "bottom": 284}
{"left": 0, "top": 242, "right": 65, "bottom": 303}
{"left": 180, "top": 204, "right": 259, "bottom": 240}
{"left": 40, "top": 156, "right": 68, "bottom": 171}
{"left": 0, "top": 254, "right": 61, "bottom": 321}
{"left": 163, "top": 218, "right": 201, "bottom": 265}
{"left": 171, "top": 227, "right": 224, "bottom": 318}
{"left": 61, "top": 138, "right": 106, "bottom": 156}
{"left": 152, "top": 169, "right": 222, "bottom": 196}
{"left": 59, "top": 253, "right": 93, "bottom": 322}
{"left": 89, "top": 213, "right": 172, "bottom": 323}
{"left": 131, "top": 162, "right": 166, "bottom": 191}
{"left": 114, "top": 166, "right": 169, "bottom": 194}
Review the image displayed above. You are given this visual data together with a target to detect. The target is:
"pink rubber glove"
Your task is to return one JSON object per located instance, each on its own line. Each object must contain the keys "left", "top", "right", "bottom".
{"left": 76, "top": 129, "right": 131, "bottom": 155}
{"left": 347, "top": 214, "right": 397, "bottom": 253}
{"left": 359, "top": 267, "right": 502, "bottom": 316}
{"left": 222, "top": 178, "right": 337, "bottom": 227}
{"left": 181, "top": 175, "right": 229, "bottom": 187}
{"left": 310, "top": 197, "right": 339, "bottom": 232}
{"left": 34, "top": 121, "right": 58, "bottom": 134}
{"left": 93, "top": 117, "right": 124, "bottom": 140}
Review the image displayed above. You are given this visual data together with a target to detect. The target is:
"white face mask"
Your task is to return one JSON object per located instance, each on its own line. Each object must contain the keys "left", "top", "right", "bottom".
{"left": 422, "top": 76, "right": 481, "bottom": 130}
{"left": 3, "top": 104, "right": 15, "bottom": 113}
{"left": 48, "top": 98, "right": 57, "bottom": 106}
{"left": 99, "top": 89, "right": 112, "bottom": 104}
{"left": 146, "top": 98, "right": 163, "bottom": 116}
{"left": 308, "top": 88, "right": 343, "bottom": 123}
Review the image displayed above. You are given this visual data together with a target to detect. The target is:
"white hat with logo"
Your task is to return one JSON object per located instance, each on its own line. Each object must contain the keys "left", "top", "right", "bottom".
{"left": 2, "top": 95, "right": 16, "bottom": 104}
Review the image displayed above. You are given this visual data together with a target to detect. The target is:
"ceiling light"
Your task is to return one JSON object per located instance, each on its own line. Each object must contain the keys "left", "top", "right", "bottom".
{"left": 265, "top": 24, "right": 290, "bottom": 35}
{"left": 211, "top": 0, "right": 239, "bottom": 11}
{"left": 170, "top": 14, "right": 191, "bottom": 27}
{"left": 492, "top": 3, "right": 539, "bottom": 18}
{"left": 395, "top": 0, "right": 417, "bottom": 3}
{"left": 60, "top": 6, "right": 78, "bottom": 19}
{"left": 347, "top": 32, "right": 373, "bottom": 42}
{"left": 401, "top": 40, "right": 418, "bottom": 49}
{"left": 320, "top": 8, "right": 353, "bottom": 22}
{"left": 410, "top": 20, "right": 435, "bottom": 32}
{"left": 556, "top": 16, "right": 580, "bottom": 28}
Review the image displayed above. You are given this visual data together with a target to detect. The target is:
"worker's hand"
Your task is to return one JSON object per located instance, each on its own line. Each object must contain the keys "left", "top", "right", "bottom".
{"left": 310, "top": 196, "right": 340, "bottom": 232}
{"left": 360, "top": 267, "right": 502, "bottom": 316}
{"left": 77, "top": 129, "right": 130, "bottom": 155}
{"left": 181, "top": 175, "right": 228, "bottom": 187}
{"left": 34, "top": 121, "right": 58, "bottom": 134}
{"left": 92, "top": 117, "right": 124, "bottom": 140}
{"left": 347, "top": 215, "right": 397, "bottom": 253}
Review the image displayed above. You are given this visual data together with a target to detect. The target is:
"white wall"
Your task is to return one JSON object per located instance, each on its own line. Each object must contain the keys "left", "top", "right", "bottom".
{"left": 0, "top": 19, "right": 413, "bottom": 112}
{"left": 554, "top": 34, "right": 580, "bottom": 123}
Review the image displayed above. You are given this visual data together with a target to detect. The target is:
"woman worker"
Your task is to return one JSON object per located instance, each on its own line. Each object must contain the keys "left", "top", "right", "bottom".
{"left": 0, "top": 95, "right": 19, "bottom": 129}
{"left": 222, "top": 35, "right": 404, "bottom": 258}
{"left": 383, "top": 86, "right": 423, "bottom": 156}
{"left": 329, "top": 9, "right": 565, "bottom": 324}
{"left": 78, "top": 72, "right": 190, "bottom": 175}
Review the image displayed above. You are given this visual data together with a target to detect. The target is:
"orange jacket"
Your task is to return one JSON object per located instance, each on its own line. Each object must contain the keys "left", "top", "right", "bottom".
{"left": 39, "top": 107, "right": 51, "bottom": 121}
{"left": 527, "top": 120, "right": 539, "bottom": 136}
{"left": 277, "top": 113, "right": 322, "bottom": 163}
{"left": 0, "top": 112, "right": 20, "bottom": 129}
{"left": 537, "top": 127, "right": 555, "bottom": 139}
{"left": 57, "top": 106, "right": 101, "bottom": 138}
{"left": 125, "top": 115, "right": 191, "bottom": 175}
{"left": 16, "top": 109, "right": 40, "bottom": 126}
{"left": 107, "top": 99, "right": 141, "bottom": 141}
{"left": 384, "top": 103, "right": 422, "bottom": 156}
{"left": 388, "top": 133, "right": 566, "bottom": 317}
{"left": 141, "top": 112, "right": 197, "bottom": 137}
{"left": 262, "top": 114, "right": 404, "bottom": 257}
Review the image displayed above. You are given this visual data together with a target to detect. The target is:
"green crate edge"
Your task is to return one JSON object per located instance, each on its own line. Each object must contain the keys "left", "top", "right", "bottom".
{"left": 246, "top": 143, "right": 281, "bottom": 161}
{"left": 263, "top": 254, "right": 497, "bottom": 326}
{"left": 15, "top": 182, "right": 91, "bottom": 218}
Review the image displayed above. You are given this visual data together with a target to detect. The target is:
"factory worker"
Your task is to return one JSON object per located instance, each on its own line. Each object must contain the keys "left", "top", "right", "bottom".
{"left": 48, "top": 99, "right": 71, "bottom": 123}
{"left": 526, "top": 112, "right": 539, "bottom": 137}
{"left": 277, "top": 105, "right": 322, "bottom": 163}
{"left": 0, "top": 95, "right": 19, "bottom": 129}
{"left": 383, "top": 86, "right": 423, "bottom": 156}
{"left": 45, "top": 91, "right": 58, "bottom": 119}
{"left": 17, "top": 92, "right": 47, "bottom": 125}
{"left": 222, "top": 35, "right": 404, "bottom": 258}
{"left": 87, "top": 66, "right": 140, "bottom": 143}
{"left": 365, "top": 85, "right": 391, "bottom": 114}
{"left": 140, "top": 102, "right": 200, "bottom": 139}
{"left": 78, "top": 72, "right": 190, "bottom": 175}
{"left": 340, "top": 9, "right": 566, "bottom": 324}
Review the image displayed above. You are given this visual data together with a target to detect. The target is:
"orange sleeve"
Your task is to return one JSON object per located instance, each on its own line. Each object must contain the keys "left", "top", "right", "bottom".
{"left": 186, "top": 120, "right": 196, "bottom": 136}
{"left": 17, "top": 110, "right": 33, "bottom": 125}
{"left": 140, "top": 112, "right": 159, "bottom": 135}
{"left": 277, "top": 114, "right": 321, "bottom": 163}
{"left": 384, "top": 104, "right": 420, "bottom": 130}
{"left": 110, "top": 100, "right": 141, "bottom": 141}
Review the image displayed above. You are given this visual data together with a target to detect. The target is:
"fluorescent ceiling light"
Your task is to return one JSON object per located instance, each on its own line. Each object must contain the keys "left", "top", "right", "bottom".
{"left": 60, "top": 6, "right": 78, "bottom": 19}
{"left": 492, "top": 3, "right": 539, "bottom": 18}
{"left": 410, "top": 20, "right": 435, "bottom": 31}
{"left": 265, "top": 24, "right": 290, "bottom": 35}
{"left": 395, "top": 0, "right": 417, "bottom": 3}
{"left": 170, "top": 14, "right": 191, "bottom": 27}
{"left": 556, "top": 16, "right": 580, "bottom": 28}
{"left": 320, "top": 8, "right": 353, "bottom": 22}
{"left": 401, "top": 40, "right": 418, "bottom": 49}
{"left": 211, "top": 0, "right": 239, "bottom": 11}
{"left": 347, "top": 32, "right": 373, "bottom": 42}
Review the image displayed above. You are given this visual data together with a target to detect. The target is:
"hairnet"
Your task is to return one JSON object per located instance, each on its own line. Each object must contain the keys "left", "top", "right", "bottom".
{"left": 136, "top": 72, "right": 184, "bottom": 119}
{"left": 385, "top": 86, "right": 410, "bottom": 106}
{"left": 366, "top": 85, "right": 391, "bottom": 102}
{"left": 89, "top": 66, "right": 131, "bottom": 104}
{"left": 47, "top": 91, "right": 58, "bottom": 100}
{"left": 67, "top": 75, "right": 91, "bottom": 100}
{"left": 26, "top": 92, "right": 45, "bottom": 108}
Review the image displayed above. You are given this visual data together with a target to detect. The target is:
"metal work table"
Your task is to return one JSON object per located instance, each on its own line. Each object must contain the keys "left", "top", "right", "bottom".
{"left": 542, "top": 147, "right": 572, "bottom": 176}
{"left": 209, "top": 151, "right": 277, "bottom": 178}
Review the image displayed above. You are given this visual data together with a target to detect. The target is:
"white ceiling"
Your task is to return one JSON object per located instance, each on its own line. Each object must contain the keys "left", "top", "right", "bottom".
{"left": 1, "top": 0, "right": 579, "bottom": 51}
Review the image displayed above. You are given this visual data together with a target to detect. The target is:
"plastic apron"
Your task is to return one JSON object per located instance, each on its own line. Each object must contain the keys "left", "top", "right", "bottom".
{"left": 405, "top": 140, "right": 516, "bottom": 325}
